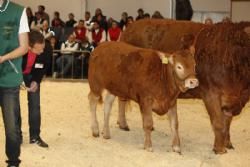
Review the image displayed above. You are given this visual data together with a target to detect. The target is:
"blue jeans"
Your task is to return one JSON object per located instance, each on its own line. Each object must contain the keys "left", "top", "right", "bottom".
{"left": 20, "top": 75, "right": 41, "bottom": 140}
{"left": 56, "top": 54, "right": 74, "bottom": 75}
{"left": 0, "top": 86, "right": 21, "bottom": 166}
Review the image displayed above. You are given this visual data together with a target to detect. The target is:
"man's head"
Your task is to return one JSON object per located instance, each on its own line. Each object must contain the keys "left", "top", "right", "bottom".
{"left": 38, "top": 5, "right": 45, "bottom": 13}
{"left": 85, "top": 11, "right": 91, "bottom": 20}
{"left": 29, "top": 30, "right": 45, "bottom": 55}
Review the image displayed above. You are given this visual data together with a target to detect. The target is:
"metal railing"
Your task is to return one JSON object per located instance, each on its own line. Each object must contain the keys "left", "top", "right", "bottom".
{"left": 51, "top": 49, "right": 91, "bottom": 79}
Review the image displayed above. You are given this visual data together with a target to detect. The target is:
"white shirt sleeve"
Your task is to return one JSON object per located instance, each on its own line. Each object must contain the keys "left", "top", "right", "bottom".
{"left": 19, "top": 8, "right": 30, "bottom": 34}
{"left": 100, "top": 31, "right": 106, "bottom": 43}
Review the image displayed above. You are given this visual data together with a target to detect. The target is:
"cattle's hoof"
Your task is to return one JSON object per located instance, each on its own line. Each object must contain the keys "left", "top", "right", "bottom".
{"left": 92, "top": 132, "right": 100, "bottom": 138}
{"left": 172, "top": 146, "right": 181, "bottom": 154}
{"left": 145, "top": 147, "right": 153, "bottom": 152}
{"left": 213, "top": 148, "right": 227, "bottom": 154}
{"left": 226, "top": 143, "right": 235, "bottom": 150}
{"left": 103, "top": 135, "right": 111, "bottom": 139}
{"left": 119, "top": 125, "right": 130, "bottom": 131}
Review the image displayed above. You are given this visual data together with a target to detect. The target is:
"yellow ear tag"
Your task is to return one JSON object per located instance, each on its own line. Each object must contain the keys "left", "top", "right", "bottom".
{"left": 162, "top": 57, "right": 168, "bottom": 64}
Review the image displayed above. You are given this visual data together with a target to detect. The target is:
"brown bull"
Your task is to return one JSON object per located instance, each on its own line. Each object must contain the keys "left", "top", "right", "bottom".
{"left": 120, "top": 19, "right": 250, "bottom": 154}
{"left": 88, "top": 41, "right": 198, "bottom": 153}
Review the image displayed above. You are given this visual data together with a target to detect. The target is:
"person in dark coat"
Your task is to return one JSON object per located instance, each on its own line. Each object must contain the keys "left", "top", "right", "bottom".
{"left": 176, "top": 0, "right": 193, "bottom": 20}
{"left": 19, "top": 30, "right": 52, "bottom": 148}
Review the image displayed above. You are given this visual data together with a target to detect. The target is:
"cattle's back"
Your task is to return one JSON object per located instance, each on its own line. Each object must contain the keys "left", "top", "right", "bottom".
{"left": 88, "top": 41, "right": 164, "bottom": 101}
{"left": 121, "top": 19, "right": 206, "bottom": 52}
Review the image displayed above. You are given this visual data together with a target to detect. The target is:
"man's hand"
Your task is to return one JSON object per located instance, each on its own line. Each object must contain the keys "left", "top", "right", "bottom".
{"left": 27, "top": 81, "right": 38, "bottom": 92}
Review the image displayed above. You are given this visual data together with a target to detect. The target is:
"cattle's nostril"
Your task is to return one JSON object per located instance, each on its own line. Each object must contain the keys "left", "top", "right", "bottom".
{"left": 190, "top": 81, "right": 193, "bottom": 85}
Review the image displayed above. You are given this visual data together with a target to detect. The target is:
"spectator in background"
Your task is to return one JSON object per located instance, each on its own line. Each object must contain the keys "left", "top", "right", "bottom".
{"left": 84, "top": 11, "right": 93, "bottom": 31}
{"left": 107, "top": 17, "right": 115, "bottom": 29}
{"left": 119, "top": 12, "right": 128, "bottom": 30}
{"left": 30, "top": 12, "right": 44, "bottom": 31}
{"left": 107, "top": 21, "right": 121, "bottom": 41}
{"left": 91, "top": 8, "right": 106, "bottom": 23}
{"left": 40, "top": 20, "right": 54, "bottom": 40}
{"left": 222, "top": 16, "right": 231, "bottom": 23}
{"left": 176, "top": 0, "right": 193, "bottom": 20}
{"left": 136, "top": 8, "right": 144, "bottom": 20}
{"left": 144, "top": 13, "right": 150, "bottom": 19}
{"left": 65, "top": 13, "right": 77, "bottom": 27}
{"left": 74, "top": 20, "right": 88, "bottom": 43}
{"left": 204, "top": 17, "right": 213, "bottom": 25}
{"left": 152, "top": 11, "right": 164, "bottom": 19}
{"left": 38, "top": 5, "right": 50, "bottom": 24}
{"left": 96, "top": 13, "right": 108, "bottom": 31}
{"left": 88, "top": 21, "right": 106, "bottom": 47}
{"left": 26, "top": 7, "right": 35, "bottom": 28}
{"left": 123, "top": 16, "right": 134, "bottom": 31}
{"left": 51, "top": 11, "right": 65, "bottom": 28}
{"left": 50, "top": 36, "right": 60, "bottom": 50}
{"left": 55, "top": 34, "right": 79, "bottom": 77}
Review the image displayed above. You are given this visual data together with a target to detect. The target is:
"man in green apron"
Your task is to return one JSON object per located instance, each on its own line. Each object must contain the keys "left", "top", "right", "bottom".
{"left": 0, "top": 0, "right": 29, "bottom": 166}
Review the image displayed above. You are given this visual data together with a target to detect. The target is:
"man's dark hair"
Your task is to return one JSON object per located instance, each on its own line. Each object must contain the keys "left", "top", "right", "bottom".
{"left": 29, "top": 30, "right": 45, "bottom": 47}
{"left": 39, "top": 5, "right": 45, "bottom": 11}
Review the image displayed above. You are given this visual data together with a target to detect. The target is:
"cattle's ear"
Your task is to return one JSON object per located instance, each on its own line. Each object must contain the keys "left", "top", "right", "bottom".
{"left": 189, "top": 45, "right": 195, "bottom": 55}
{"left": 180, "top": 33, "right": 195, "bottom": 49}
{"left": 157, "top": 51, "right": 174, "bottom": 65}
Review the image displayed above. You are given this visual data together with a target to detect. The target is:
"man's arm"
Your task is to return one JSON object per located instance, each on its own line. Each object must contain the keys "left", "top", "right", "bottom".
{"left": 0, "top": 8, "right": 29, "bottom": 63}
{"left": 0, "top": 33, "right": 29, "bottom": 63}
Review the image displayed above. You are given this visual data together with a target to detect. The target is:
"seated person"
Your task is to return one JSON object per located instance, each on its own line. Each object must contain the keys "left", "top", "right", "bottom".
{"left": 66, "top": 13, "right": 77, "bottom": 27}
{"left": 107, "top": 21, "right": 121, "bottom": 41}
{"left": 51, "top": 11, "right": 65, "bottom": 28}
{"left": 88, "top": 21, "right": 106, "bottom": 47}
{"left": 74, "top": 20, "right": 88, "bottom": 43}
{"left": 55, "top": 34, "right": 79, "bottom": 77}
{"left": 40, "top": 20, "right": 54, "bottom": 40}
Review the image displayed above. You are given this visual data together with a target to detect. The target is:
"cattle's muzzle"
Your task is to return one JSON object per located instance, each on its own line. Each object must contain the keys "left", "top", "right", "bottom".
{"left": 184, "top": 77, "right": 199, "bottom": 89}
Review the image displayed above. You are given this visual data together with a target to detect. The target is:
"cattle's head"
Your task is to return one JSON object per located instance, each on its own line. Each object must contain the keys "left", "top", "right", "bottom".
{"left": 159, "top": 48, "right": 199, "bottom": 92}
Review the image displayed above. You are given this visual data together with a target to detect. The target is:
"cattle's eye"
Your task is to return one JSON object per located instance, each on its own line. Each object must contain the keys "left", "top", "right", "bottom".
{"left": 177, "top": 64, "right": 183, "bottom": 71}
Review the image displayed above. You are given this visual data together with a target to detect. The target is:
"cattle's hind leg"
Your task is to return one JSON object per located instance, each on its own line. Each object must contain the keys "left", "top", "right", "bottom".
{"left": 224, "top": 115, "right": 234, "bottom": 149}
{"left": 89, "top": 91, "right": 101, "bottom": 137}
{"left": 167, "top": 101, "right": 181, "bottom": 154}
{"left": 103, "top": 92, "right": 116, "bottom": 139}
{"left": 118, "top": 98, "right": 130, "bottom": 131}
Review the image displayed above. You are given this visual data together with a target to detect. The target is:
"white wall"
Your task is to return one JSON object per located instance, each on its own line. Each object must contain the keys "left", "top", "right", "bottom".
{"left": 232, "top": 1, "right": 250, "bottom": 22}
{"left": 12, "top": 0, "right": 232, "bottom": 23}
{"left": 86, "top": 0, "right": 171, "bottom": 21}
{"left": 12, "top": 0, "right": 86, "bottom": 22}
{"left": 190, "top": 0, "right": 230, "bottom": 12}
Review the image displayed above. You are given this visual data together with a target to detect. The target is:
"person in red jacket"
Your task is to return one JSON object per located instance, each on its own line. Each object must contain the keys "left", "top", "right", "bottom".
{"left": 88, "top": 21, "right": 106, "bottom": 47}
{"left": 74, "top": 20, "right": 87, "bottom": 43}
{"left": 107, "top": 21, "right": 121, "bottom": 41}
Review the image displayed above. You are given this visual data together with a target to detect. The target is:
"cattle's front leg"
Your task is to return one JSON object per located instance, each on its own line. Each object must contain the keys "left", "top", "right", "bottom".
{"left": 224, "top": 115, "right": 234, "bottom": 149}
{"left": 103, "top": 92, "right": 116, "bottom": 139}
{"left": 118, "top": 98, "right": 130, "bottom": 131}
{"left": 140, "top": 99, "right": 154, "bottom": 152}
{"left": 88, "top": 92, "right": 100, "bottom": 137}
{"left": 167, "top": 102, "right": 181, "bottom": 154}
{"left": 202, "top": 91, "right": 227, "bottom": 154}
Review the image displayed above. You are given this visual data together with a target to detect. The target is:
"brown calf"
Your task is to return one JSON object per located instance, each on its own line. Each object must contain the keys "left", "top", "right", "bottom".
{"left": 88, "top": 41, "right": 198, "bottom": 153}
